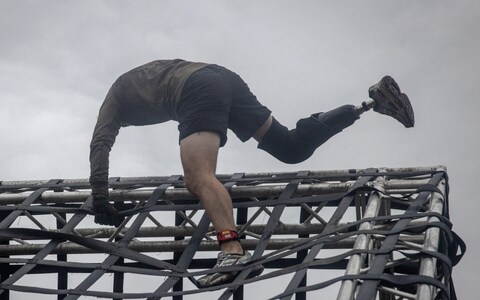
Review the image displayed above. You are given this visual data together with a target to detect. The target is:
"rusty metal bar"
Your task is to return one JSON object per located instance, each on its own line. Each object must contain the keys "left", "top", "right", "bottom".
{"left": 0, "top": 178, "right": 432, "bottom": 205}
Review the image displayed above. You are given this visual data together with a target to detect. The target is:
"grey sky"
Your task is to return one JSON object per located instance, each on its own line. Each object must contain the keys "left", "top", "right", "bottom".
{"left": 1, "top": 0, "right": 479, "bottom": 299}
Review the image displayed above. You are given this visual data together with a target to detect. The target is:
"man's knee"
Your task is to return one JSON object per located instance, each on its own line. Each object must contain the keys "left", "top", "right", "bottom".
{"left": 184, "top": 172, "right": 202, "bottom": 195}
{"left": 183, "top": 171, "right": 214, "bottom": 196}
{"left": 180, "top": 131, "right": 221, "bottom": 194}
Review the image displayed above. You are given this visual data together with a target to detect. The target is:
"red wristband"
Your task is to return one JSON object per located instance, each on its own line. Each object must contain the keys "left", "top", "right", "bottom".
{"left": 217, "top": 229, "right": 239, "bottom": 245}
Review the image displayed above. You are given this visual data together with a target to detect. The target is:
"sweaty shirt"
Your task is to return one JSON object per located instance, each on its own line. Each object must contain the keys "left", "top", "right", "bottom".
{"left": 89, "top": 59, "right": 208, "bottom": 193}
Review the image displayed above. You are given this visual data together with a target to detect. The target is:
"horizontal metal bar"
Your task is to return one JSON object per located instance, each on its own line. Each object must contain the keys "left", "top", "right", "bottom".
{"left": 55, "top": 223, "right": 330, "bottom": 239}
{"left": 0, "top": 179, "right": 430, "bottom": 205}
{"left": 0, "top": 166, "right": 443, "bottom": 188}
{"left": 0, "top": 238, "right": 350, "bottom": 255}
{"left": 377, "top": 286, "right": 416, "bottom": 299}
{"left": 0, "top": 235, "right": 426, "bottom": 256}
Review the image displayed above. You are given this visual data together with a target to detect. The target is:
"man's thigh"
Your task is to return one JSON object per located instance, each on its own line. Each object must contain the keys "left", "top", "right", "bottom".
{"left": 180, "top": 131, "right": 221, "bottom": 176}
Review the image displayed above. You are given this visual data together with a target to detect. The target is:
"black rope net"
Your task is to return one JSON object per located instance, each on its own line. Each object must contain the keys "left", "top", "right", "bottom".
{"left": 0, "top": 166, "right": 465, "bottom": 300}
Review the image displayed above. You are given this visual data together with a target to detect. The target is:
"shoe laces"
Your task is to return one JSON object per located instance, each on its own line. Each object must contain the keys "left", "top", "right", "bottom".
{"left": 215, "top": 252, "right": 244, "bottom": 268}
{"left": 215, "top": 252, "right": 227, "bottom": 266}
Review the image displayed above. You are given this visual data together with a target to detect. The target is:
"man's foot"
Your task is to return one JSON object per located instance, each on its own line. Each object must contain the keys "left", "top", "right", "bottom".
{"left": 197, "top": 251, "right": 264, "bottom": 288}
{"left": 92, "top": 195, "right": 125, "bottom": 227}
{"left": 369, "top": 75, "right": 415, "bottom": 128}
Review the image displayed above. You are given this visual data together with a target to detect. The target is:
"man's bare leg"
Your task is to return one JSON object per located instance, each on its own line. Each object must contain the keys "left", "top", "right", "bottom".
{"left": 180, "top": 131, "right": 243, "bottom": 254}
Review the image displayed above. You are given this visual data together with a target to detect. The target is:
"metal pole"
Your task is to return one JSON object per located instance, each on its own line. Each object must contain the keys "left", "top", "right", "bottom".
{"left": 296, "top": 206, "right": 309, "bottom": 300}
{"left": 0, "top": 235, "right": 425, "bottom": 256}
{"left": 337, "top": 177, "right": 385, "bottom": 300}
{"left": 416, "top": 179, "right": 446, "bottom": 299}
{"left": 171, "top": 212, "right": 184, "bottom": 300}
{"left": 234, "top": 204, "right": 248, "bottom": 300}
{"left": 0, "top": 166, "right": 442, "bottom": 188}
{"left": 0, "top": 210, "right": 10, "bottom": 300}
{"left": 56, "top": 212, "right": 68, "bottom": 300}
{"left": 113, "top": 235, "right": 124, "bottom": 300}
{"left": 0, "top": 179, "right": 431, "bottom": 205}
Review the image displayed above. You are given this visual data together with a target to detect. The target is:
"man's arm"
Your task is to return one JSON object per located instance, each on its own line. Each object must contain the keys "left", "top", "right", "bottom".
{"left": 89, "top": 91, "right": 122, "bottom": 196}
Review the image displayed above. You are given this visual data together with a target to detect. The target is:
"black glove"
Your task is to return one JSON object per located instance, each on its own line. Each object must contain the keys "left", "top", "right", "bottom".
{"left": 92, "top": 194, "right": 125, "bottom": 227}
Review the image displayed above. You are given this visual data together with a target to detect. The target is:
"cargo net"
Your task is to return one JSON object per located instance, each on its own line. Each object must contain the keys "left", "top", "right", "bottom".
{"left": 0, "top": 167, "right": 465, "bottom": 300}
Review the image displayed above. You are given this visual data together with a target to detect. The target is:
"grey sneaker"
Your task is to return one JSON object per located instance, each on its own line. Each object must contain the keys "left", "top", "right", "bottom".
{"left": 369, "top": 75, "right": 415, "bottom": 128}
{"left": 197, "top": 251, "right": 264, "bottom": 288}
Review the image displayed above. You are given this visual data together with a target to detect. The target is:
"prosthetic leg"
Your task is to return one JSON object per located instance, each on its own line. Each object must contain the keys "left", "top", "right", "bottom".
{"left": 258, "top": 75, "right": 414, "bottom": 164}
{"left": 258, "top": 105, "right": 359, "bottom": 164}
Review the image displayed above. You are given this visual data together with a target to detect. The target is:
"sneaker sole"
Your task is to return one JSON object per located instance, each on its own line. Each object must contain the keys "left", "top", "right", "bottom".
{"left": 400, "top": 93, "right": 415, "bottom": 128}
{"left": 371, "top": 76, "right": 415, "bottom": 128}
{"left": 196, "top": 264, "right": 264, "bottom": 288}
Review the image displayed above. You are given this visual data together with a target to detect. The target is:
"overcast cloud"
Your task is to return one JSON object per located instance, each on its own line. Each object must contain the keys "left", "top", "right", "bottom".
{"left": 1, "top": 1, "right": 479, "bottom": 299}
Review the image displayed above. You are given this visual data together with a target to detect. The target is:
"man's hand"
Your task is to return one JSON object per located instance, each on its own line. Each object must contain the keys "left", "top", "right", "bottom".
{"left": 92, "top": 194, "right": 125, "bottom": 227}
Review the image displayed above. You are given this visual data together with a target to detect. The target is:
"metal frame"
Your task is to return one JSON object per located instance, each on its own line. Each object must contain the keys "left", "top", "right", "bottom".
{"left": 0, "top": 166, "right": 463, "bottom": 299}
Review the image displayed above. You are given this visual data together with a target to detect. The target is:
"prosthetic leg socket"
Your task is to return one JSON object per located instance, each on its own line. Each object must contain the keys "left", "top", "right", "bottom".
{"left": 258, "top": 105, "right": 358, "bottom": 164}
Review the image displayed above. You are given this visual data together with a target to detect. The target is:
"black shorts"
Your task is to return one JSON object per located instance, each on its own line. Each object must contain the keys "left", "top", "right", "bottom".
{"left": 177, "top": 65, "right": 271, "bottom": 147}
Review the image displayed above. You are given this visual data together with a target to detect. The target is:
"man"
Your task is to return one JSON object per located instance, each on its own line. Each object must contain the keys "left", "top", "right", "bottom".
{"left": 89, "top": 59, "right": 414, "bottom": 287}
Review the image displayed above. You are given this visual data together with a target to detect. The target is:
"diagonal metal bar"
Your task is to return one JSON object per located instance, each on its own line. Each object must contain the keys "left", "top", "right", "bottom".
{"left": 279, "top": 170, "right": 377, "bottom": 300}
{"left": 219, "top": 178, "right": 303, "bottom": 300}
{"left": 247, "top": 196, "right": 286, "bottom": 226}
{"left": 107, "top": 199, "right": 150, "bottom": 243}
{"left": 355, "top": 171, "right": 445, "bottom": 300}
{"left": 238, "top": 206, "right": 265, "bottom": 237}
{"left": 162, "top": 197, "right": 200, "bottom": 230}
{"left": 0, "top": 179, "right": 61, "bottom": 229}
{"left": 179, "top": 209, "right": 199, "bottom": 227}
{"left": 147, "top": 173, "right": 245, "bottom": 299}
{"left": 0, "top": 195, "right": 92, "bottom": 294}
{"left": 148, "top": 214, "right": 210, "bottom": 299}
{"left": 303, "top": 201, "right": 327, "bottom": 224}
{"left": 52, "top": 212, "right": 67, "bottom": 226}
{"left": 24, "top": 211, "right": 48, "bottom": 230}
{"left": 299, "top": 202, "right": 328, "bottom": 225}
{"left": 63, "top": 178, "right": 179, "bottom": 300}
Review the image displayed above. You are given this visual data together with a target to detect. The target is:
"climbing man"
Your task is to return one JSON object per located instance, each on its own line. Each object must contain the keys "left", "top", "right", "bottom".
{"left": 89, "top": 59, "right": 414, "bottom": 287}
